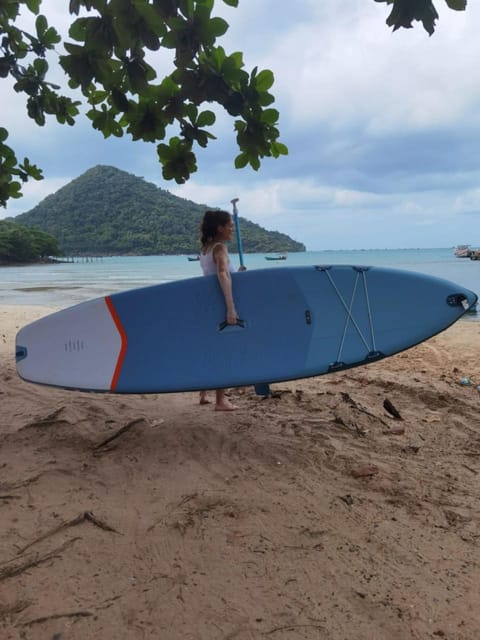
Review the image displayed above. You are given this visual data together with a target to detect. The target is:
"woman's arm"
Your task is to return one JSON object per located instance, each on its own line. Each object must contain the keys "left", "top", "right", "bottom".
{"left": 213, "top": 245, "right": 238, "bottom": 325}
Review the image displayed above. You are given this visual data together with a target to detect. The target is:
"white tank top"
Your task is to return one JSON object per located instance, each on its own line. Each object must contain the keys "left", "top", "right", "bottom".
{"left": 200, "top": 243, "right": 235, "bottom": 276}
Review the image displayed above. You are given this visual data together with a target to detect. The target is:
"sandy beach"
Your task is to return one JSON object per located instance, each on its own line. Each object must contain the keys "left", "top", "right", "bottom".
{"left": 1, "top": 304, "right": 479, "bottom": 640}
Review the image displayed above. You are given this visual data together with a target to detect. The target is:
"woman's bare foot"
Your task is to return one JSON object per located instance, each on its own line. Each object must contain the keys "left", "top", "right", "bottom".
{"left": 214, "top": 398, "right": 239, "bottom": 411}
{"left": 199, "top": 391, "right": 211, "bottom": 405}
{"left": 213, "top": 390, "right": 238, "bottom": 411}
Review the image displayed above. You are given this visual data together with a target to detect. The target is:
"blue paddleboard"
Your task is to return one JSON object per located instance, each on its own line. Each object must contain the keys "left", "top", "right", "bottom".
{"left": 15, "top": 265, "right": 477, "bottom": 393}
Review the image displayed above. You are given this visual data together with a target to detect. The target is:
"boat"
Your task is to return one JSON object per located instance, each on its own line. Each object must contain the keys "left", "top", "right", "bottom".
{"left": 187, "top": 255, "right": 200, "bottom": 261}
{"left": 454, "top": 245, "right": 472, "bottom": 258}
{"left": 265, "top": 254, "right": 287, "bottom": 261}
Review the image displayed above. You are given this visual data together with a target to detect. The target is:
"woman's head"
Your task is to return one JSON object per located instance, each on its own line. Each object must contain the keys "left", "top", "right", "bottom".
{"left": 200, "top": 210, "right": 234, "bottom": 247}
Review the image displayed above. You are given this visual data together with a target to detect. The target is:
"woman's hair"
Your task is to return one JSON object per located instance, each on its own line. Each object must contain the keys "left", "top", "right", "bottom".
{"left": 200, "top": 210, "right": 231, "bottom": 248}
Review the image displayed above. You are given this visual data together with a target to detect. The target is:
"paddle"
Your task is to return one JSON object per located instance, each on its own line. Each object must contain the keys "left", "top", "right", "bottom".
{"left": 231, "top": 197, "right": 244, "bottom": 269}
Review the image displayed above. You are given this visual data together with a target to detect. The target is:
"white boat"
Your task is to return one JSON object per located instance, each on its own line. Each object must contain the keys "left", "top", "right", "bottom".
{"left": 454, "top": 245, "right": 472, "bottom": 258}
{"left": 265, "top": 254, "right": 287, "bottom": 261}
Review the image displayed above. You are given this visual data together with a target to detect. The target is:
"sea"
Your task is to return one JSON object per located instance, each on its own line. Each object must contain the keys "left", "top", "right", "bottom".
{"left": 0, "top": 248, "right": 479, "bottom": 320}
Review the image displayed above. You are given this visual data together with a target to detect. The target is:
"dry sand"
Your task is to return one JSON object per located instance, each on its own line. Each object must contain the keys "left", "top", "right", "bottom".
{"left": 1, "top": 305, "right": 479, "bottom": 640}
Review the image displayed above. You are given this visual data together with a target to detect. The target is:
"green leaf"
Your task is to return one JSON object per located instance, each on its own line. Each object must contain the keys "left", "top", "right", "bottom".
{"left": 249, "top": 155, "right": 260, "bottom": 171}
{"left": 208, "top": 46, "right": 226, "bottom": 72}
{"left": 42, "top": 27, "right": 62, "bottom": 47}
{"left": 197, "top": 0, "right": 214, "bottom": 10}
{"left": 0, "top": 58, "right": 12, "bottom": 78}
{"left": 234, "top": 152, "right": 248, "bottom": 169}
{"left": 26, "top": 0, "right": 41, "bottom": 14}
{"left": 157, "top": 142, "right": 172, "bottom": 162}
{"left": 33, "top": 58, "right": 49, "bottom": 76}
{"left": 207, "top": 17, "right": 229, "bottom": 38}
{"left": 89, "top": 89, "right": 109, "bottom": 105}
{"left": 63, "top": 42, "right": 85, "bottom": 56}
{"left": 255, "top": 69, "right": 274, "bottom": 92}
{"left": 224, "top": 92, "right": 244, "bottom": 116}
{"left": 179, "top": 0, "right": 195, "bottom": 19}
{"left": 260, "top": 108, "right": 279, "bottom": 125}
{"left": 8, "top": 182, "right": 23, "bottom": 199}
{"left": 222, "top": 0, "right": 238, "bottom": 6}
{"left": 382, "top": 0, "right": 439, "bottom": 35}
{"left": 183, "top": 103, "right": 198, "bottom": 121}
{"left": 155, "top": 76, "right": 181, "bottom": 101}
{"left": 196, "top": 110, "right": 215, "bottom": 127}
{"left": 20, "top": 158, "right": 43, "bottom": 180}
{"left": 69, "top": 17, "right": 90, "bottom": 42}
{"left": 60, "top": 51, "right": 96, "bottom": 90}
{"left": 161, "top": 31, "right": 177, "bottom": 49}
{"left": 222, "top": 51, "right": 245, "bottom": 83}
{"left": 125, "top": 58, "right": 156, "bottom": 93}
{"left": 258, "top": 93, "right": 275, "bottom": 108}
{"left": 273, "top": 142, "right": 288, "bottom": 156}
{"left": 445, "top": 0, "right": 466, "bottom": 9}
{"left": 133, "top": 0, "right": 170, "bottom": 32}
{"left": 35, "top": 14, "right": 48, "bottom": 37}
{"left": 110, "top": 88, "right": 130, "bottom": 112}
{"left": 0, "top": 128, "right": 8, "bottom": 143}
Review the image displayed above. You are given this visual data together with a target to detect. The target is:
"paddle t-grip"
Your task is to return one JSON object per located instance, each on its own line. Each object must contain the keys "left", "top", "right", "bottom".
{"left": 230, "top": 197, "right": 244, "bottom": 267}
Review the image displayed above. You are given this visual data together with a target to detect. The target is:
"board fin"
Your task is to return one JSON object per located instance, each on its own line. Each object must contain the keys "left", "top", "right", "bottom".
{"left": 329, "top": 351, "right": 385, "bottom": 373}
{"left": 254, "top": 383, "right": 271, "bottom": 397}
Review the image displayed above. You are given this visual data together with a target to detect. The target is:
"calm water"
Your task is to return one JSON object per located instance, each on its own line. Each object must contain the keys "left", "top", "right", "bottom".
{"left": 0, "top": 249, "right": 479, "bottom": 319}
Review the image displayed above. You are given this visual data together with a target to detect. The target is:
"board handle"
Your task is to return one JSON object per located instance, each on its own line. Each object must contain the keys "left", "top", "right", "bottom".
{"left": 218, "top": 319, "right": 246, "bottom": 332}
{"left": 446, "top": 293, "right": 472, "bottom": 310}
{"left": 15, "top": 346, "right": 28, "bottom": 362}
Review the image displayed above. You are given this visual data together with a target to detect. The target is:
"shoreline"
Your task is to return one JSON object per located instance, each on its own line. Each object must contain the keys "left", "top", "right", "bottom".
{"left": 0, "top": 257, "right": 67, "bottom": 267}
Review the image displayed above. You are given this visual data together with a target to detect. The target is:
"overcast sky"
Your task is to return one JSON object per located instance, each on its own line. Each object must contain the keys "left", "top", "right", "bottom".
{"left": 2, "top": 0, "right": 480, "bottom": 250}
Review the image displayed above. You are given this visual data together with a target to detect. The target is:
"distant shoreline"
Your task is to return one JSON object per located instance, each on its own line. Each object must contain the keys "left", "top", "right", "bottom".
{"left": 0, "top": 256, "right": 105, "bottom": 267}
{"left": 0, "top": 258, "right": 63, "bottom": 268}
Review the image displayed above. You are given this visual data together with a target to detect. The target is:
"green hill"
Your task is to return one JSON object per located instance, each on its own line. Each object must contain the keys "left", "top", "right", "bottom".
{"left": 12, "top": 165, "right": 305, "bottom": 256}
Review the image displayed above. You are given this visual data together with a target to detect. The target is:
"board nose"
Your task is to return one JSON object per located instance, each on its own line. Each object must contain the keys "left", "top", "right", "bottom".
{"left": 446, "top": 291, "right": 478, "bottom": 311}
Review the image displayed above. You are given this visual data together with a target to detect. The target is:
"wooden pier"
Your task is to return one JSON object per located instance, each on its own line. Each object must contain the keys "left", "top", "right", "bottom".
{"left": 55, "top": 256, "right": 104, "bottom": 263}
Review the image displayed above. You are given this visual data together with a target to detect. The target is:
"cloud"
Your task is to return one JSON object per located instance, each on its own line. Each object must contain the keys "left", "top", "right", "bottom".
{"left": 2, "top": 0, "right": 480, "bottom": 249}
{"left": 260, "top": 1, "right": 480, "bottom": 133}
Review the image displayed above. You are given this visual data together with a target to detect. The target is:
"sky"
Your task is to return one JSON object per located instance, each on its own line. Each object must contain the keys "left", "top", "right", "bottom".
{"left": 2, "top": 0, "right": 480, "bottom": 250}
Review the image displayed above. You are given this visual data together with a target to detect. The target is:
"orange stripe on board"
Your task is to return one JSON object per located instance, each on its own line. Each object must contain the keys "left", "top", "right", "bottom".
{"left": 105, "top": 296, "right": 128, "bottom": 391}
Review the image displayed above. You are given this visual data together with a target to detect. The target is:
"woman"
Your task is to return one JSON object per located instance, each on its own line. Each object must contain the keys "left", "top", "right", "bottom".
{"left": 199, "top": 209, "right": 243, "bottom": 411}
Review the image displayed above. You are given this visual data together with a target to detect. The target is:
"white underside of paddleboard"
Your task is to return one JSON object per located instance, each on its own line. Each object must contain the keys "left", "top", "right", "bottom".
{"left": 16, "top": 297, "right": 122, "bottom": 390}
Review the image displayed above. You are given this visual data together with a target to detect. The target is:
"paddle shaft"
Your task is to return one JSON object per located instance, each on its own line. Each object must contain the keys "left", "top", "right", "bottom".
{"left": 231, "top": 199, "right": 244, "bottom": 268}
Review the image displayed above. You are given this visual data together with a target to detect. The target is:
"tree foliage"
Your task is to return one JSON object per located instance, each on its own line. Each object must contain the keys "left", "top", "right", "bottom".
{"left": 13, "top": 165, "right": 305, "bottom": 255}
{"left": 0, "top": 0, "right": 468, "bottom": 208}
{"left": 1, "top": 0, "right": 287, "bottom": 207}
{"left": 374, "top": 0, "right": 466, "bottom": 36}
{"left": 0, "top": 218, "right": 62, "bottom": 263}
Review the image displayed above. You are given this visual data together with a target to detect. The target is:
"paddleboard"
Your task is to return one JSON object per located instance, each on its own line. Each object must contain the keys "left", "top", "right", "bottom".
{"left": 15, "top": 265, "right": 477, "bottom": 393}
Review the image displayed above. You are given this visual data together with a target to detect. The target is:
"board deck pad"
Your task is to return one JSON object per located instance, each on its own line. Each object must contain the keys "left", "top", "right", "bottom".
{"left": 15, "top": 265, "right": 477, "bottom": 393}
